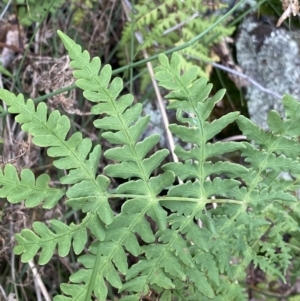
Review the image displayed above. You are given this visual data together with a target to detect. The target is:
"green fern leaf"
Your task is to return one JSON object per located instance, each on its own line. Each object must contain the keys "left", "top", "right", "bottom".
{"left": 14, "top": 220, "right": 88, "bottom": 264}
{"left": 56, "top": 243, "right": 124, "bottom": 301}
{"left": 158, "top": 229, "right": 194, "bottom": 268}
{"left": 237, "top": 115, "right": 300, "bottom": 158}
{"left": 144, "top": 244, "right": 186, "bottom": 281}
{"left": 277, "top": 95, "right": 300, "bottom": 136}
{"left": 13, "top": 229, "right": 40, "bottom": 262}
{"left": 186, "top": 268, "right": 214, "bottom": 298}
{"left": 0, "top": 87, "right": 113, "bottom": 263}
{"left": 195, "top": 252, "right": 220, "bottom": 286}
{"left": 55, "top": 31, "right": 176, "bottom": 300}
{"left": 5, "top": 26, "right": 300, "bottom": 300}
{"left": 124, "top": 262, "right": 175, "bottom": 292}
{"left": 0, "top": 164, "right": 63, "bottom": 208}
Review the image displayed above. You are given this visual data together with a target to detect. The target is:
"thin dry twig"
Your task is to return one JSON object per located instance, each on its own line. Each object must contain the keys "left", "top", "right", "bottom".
{"left": 122, "top": 0, "right": 180, "bottom": 167}
{"left": 142, "top": 48, "right": 179, "bottom": 165}
{"left": 211, "top": 61, "right": 282, "bottom": 99}
{"left": 0, "top": 285, "right": 8, "bottom": 300}
{"left": 28, "top": 260, "right": 51, "bottom": 301}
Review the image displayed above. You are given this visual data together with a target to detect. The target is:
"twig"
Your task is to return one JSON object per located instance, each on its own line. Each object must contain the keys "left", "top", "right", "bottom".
{"left": 122, "top": 1, "right": 182, "bottom": 184}
{"left": 221, "top": 135, "right": 247, "bottom": 142}
{"left": 0, "top": 0, "right": 11, "bottom": 19}
{"left": 211, "top": 62, "right": 282, "bottom": 99}
{"left": 0, "top": 285, "right": 7, "bottom": 300}
{"left": 122, "top": 2, "right": 180, "bottom": 171}
{"left": 163, "top": 12, "right": 200, "bottom": 35}
{"left": 28, "top": 260, "right": 51, "bottom": 301}
{"left": 142, "top": 48, "right": 179, "bottom": 165}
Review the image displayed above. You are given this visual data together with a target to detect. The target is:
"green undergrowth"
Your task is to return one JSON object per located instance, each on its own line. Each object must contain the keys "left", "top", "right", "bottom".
{"left": 119, "top": 0, "right": 235, "bottom": 89}
{"left": 1, "top": 31, "right": 300, "bottom": 301}
{"left": 4, "top": 0, "right": 65, "bottom": 26}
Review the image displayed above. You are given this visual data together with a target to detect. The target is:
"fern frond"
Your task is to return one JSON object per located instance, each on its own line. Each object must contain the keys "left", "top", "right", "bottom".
{"left": 4, "top": 28, "right": 300, "bottom": 300}
{"left": 14, "top": 219, "right": 87, "bottom": 264}
{"left": 0, "top": 82, "right": 112, "bottom": 263}
{"left": 155, "top": 52, "right": 244, "bottom": 182}
{"left": 54, "top": 241, "right": 125, "bottom": 301}
{"left": 113, "top": 53, "right": 245, "bottom": 299}
{"left": 52, "top": 31, "right": 176, "bottom": 300}
{"left": 215, "top": 96, "right": 300, "bottom": 281}
{"left": 152, "top": 53, "right": 300, "bottom": 298}
{"left": 0, "top": 164, "right": 63, "bottom": 208}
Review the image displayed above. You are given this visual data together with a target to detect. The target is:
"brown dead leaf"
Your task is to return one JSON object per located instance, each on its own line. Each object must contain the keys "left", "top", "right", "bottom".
{"left": 0, "top": 15, "right": 25, "bottom": 67}
{"left": 277, "top": 0, "right": 300, "bottom": 27}
{"left": 213, "top": 38, "right": 248, "bottom": 88}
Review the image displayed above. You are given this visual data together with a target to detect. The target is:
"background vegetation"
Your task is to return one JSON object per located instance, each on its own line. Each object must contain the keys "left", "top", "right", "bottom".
{"left": 0, "top": 0, "right": 299, "bottom": 300}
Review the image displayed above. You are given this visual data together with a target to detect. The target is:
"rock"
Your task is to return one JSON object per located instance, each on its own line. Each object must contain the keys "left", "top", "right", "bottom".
{"left": 236, "top": 16, "right": 300, "bottom": 129}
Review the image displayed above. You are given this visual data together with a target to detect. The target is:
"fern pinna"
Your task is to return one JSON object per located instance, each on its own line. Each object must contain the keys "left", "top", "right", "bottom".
{"left": 1, "top": 31, "right": 300, "bottom": 300}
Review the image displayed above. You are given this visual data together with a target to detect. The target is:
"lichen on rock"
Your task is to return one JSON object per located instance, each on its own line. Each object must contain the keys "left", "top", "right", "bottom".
{"left": 236, "top": 16, "right": 300, "bottom": 129}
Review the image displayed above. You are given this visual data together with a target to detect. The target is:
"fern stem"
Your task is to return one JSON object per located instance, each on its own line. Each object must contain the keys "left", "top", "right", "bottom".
{"left": 84, "top": 243, "right": 102, "bottom": 301}
{"left": 109, "top": 194, "right": 243, "bottom": 204}
{"left": 286, "top": 242, "right": 300, "bottom": 252}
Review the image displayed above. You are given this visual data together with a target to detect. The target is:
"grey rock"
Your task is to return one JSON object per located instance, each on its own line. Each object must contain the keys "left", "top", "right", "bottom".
{"left": 236, "top": 16, "right": 300, "bottom": 129}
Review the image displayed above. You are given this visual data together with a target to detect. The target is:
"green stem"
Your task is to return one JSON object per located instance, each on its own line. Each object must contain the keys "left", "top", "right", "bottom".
{"left": 106, "top": 194, "right": 243, "bottom": 204}
{"left": 84, "top": 242, "right": 102, "bottom": 301}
